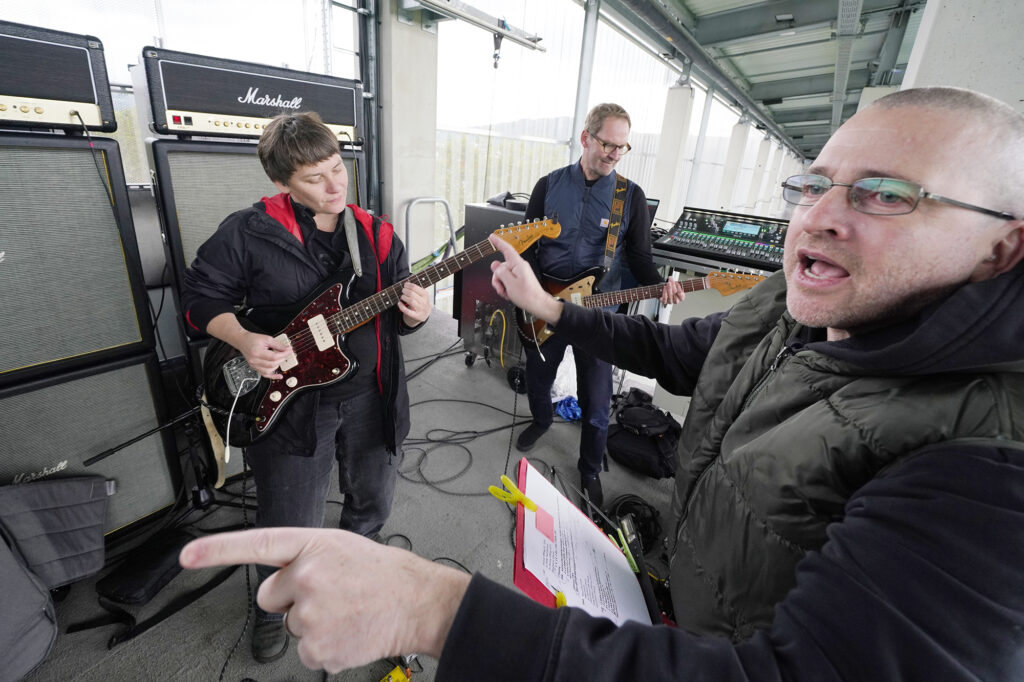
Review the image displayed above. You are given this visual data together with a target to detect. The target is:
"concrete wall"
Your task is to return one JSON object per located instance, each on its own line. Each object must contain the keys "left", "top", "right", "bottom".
{"left": 378, "top": 1, "right": 440, "bottom": 262}
{"left": 903, "top": 1, "right": 1024, "bottom": 114}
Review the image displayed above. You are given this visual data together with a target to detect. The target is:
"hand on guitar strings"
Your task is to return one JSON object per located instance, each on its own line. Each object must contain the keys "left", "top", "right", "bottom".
{"left": 661, "top": 278, "right": 686, "bottom": 305}
{"left": 238, "top": 331, "right": 293, "bottom": 380}
{"left": 488, "top": 234, "right": 564, "bottom": 326}
{"left": 398, "top": 282, "right": 432, "bottom": 327}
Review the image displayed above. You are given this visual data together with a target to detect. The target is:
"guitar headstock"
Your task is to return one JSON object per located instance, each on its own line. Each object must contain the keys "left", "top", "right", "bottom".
{"left": 494, "top": 218, "right": 562, "bottom": 253}
{"left": 707, "top": 271, "right": 766, "bottom": 296}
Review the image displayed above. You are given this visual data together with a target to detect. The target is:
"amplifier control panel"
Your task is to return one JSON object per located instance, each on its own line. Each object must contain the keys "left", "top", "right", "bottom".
{"left": 654, "top": 207, "right": 788, "bottom": 272}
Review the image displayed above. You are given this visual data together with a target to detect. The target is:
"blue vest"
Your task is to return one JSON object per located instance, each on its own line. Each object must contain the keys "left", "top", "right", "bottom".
{"left": 538, "top": 162, "right": 635, "bottom": 293}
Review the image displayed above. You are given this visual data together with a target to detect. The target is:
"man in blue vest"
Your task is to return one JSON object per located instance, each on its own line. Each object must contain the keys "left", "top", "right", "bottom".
{"left": 518, "top": 103, "right": 684, "bottom": 508}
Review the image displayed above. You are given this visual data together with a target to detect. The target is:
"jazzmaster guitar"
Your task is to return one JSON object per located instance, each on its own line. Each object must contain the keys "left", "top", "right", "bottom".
{"left": 515, "top": 267, "right": 765, "bottom": 347}
{"left": 203, "top": 218, "right": 561, "bottom": 446}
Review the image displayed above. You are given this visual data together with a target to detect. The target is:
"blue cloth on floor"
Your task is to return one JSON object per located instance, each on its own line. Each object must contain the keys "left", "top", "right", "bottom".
{"left": 555, "top": 396, "right": 581, "bottom": 421}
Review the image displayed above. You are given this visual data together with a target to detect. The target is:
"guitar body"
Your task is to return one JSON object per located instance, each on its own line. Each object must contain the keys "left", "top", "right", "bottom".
{"left": 203, "top": 272, "right": 359, "bottom": 447}
{"left": 515, "top": 266, "right": 604, "bottom": 347}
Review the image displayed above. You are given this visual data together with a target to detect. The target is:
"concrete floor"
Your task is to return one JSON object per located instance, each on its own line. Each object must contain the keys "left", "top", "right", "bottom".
{"left": 25, "top": 309, "right": 679, "bottom": 682}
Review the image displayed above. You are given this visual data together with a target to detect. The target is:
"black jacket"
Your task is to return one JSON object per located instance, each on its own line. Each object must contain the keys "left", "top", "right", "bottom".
{"left": 181, "top": 196, "right": 419, "bottom": 452}
{"left": 435, "top": 263, "right": 1024, "bottom": 681}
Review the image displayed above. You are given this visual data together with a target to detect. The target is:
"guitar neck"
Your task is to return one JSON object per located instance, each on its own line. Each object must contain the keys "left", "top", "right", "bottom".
{"left": 582, "top": 276, "right": 709, "bottom": 309}
{"left": 330, "top": 239, "right": 497, "bottom": 333}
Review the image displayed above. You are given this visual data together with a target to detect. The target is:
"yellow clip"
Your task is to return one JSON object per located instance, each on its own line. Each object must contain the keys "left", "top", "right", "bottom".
{"left": 554, "top": 591, "right": 567, "bottom": 608}
{"left": 488, "top": 475, "right": 538, "bottom": 512}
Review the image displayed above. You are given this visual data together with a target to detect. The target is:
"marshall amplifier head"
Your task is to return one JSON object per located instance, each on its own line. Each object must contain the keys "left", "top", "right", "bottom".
{"left": 134, "top": 46, "right": 363, "bottom": 145}
{"left": 0, "top": 20, "right": 116, "bottom": 132}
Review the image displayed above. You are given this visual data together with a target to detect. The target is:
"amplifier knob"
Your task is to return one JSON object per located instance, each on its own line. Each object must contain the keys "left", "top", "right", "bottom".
{"left": 245, "top": 123, "right": 251, "bottom": 128}
{"left": 214, "top": 120, "right": 221, "bottom": 126}
{"left": 20, "top": 105, "right": 30, "bottom": 113}
{"left": 34, "top": 106, "right": 44, "bottom": 114}
{"left": 0, "top": 104, "right": 6, "bottom": 111}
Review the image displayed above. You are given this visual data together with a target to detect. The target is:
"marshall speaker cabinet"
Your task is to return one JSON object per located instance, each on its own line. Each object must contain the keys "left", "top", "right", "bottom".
{"left": 0, "top": 353, "right": 179, "bottom": 535}
{"left": 0, "top": 20, "right": 116, "bottom": 132}
{"left": 0, "top": 133, "right": 152, "bottom": 386}
{"left": 133, "top": 45, "right": 363, "bottom": 145}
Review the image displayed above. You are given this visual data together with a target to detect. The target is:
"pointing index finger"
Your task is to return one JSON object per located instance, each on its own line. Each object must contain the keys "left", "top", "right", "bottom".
{"left": 488, "top": 233, "right": 522, "bottom": 263}
{"left": 179, "top": 527, "right": 317, "bottom": 570}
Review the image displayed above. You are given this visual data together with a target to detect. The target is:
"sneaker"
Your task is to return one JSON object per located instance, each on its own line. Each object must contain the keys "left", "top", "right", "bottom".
{"left": 252, "top": 615, "right": 288, "bottom": 663}
{"left": 580, "top": 473, "right": 604, "bottom": 510}
{"left": 515, "top": 423, "right": 549, "bottom": 452}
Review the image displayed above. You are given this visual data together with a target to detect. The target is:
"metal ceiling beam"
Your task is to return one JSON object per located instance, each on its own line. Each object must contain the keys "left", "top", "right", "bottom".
{"left": 772, "top": 104, "right": 857, "bottom": 123}
{"left": 692, "top": 0, "right": 902, "bottom": 47}
{"left": 607, "top": 0, "right": 804, "bottom": 158}
{"left": 781, "top": 123, "right": 832, "bottom": 136}
{"left": 750, "top": 68, "right": 870, "bottom": 100}
{"left": 870, "top": 2, "right": 912, "bottom": 85}
{"left": 831, "top": 0, "right": 864, "bottom": 132}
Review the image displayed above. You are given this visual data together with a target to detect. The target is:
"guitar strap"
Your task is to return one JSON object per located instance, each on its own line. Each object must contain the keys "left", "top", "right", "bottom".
{"left": 342, "top": 208, "right": 363, "bottom": 276}
{"left": 603, "top": 173, "right": 629, "bottom": 270}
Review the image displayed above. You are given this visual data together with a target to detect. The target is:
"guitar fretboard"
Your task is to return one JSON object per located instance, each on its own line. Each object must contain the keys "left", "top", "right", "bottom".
{"left": 327, "top": 240, "right": 498, "bottom": 334}
{"left": 582, "top": 276, "right": 709, "bottom": 308}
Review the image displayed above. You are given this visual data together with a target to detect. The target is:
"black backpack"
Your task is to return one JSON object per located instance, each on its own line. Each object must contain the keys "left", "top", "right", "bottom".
{"left": 607, "top": 389, "right": 681, "bottom": 479}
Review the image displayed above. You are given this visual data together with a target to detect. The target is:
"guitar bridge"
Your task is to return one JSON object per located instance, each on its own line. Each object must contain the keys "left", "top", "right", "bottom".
{"left": 222, "top": 357, "right": 260, "bottom": 396}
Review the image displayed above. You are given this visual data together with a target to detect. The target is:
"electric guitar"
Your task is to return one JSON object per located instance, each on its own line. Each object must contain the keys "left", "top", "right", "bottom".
{"left": 203, "top": 218, "right": 561, "bottom": 447}
{"left": 515, "top": 267, "right": 765, "bottom": 347}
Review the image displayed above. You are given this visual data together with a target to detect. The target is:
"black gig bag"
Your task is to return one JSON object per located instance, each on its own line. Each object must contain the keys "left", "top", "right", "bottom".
{"left": 607, "top": 389, "right": 681, "bottom": 479}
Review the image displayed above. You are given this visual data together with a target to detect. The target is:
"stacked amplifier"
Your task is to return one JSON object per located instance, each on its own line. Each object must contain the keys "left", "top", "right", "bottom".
{"left": 653, "top": 207, "right": 788, "bottom": 273}
{"left": 0, "top": 21, "right": 178, "bottom": 535}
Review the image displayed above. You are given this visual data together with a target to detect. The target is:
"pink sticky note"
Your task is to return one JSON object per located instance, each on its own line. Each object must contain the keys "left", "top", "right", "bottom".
{"left": 535, "top": 506, "right": 554, "bottom": 542}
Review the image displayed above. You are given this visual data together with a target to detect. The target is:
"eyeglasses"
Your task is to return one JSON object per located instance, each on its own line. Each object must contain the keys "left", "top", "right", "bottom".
{"left": 588, "top": 132, "right": 631, "bottom": 156}
{"left": 781, "top": 174, "right": 1017, "bottom": 220}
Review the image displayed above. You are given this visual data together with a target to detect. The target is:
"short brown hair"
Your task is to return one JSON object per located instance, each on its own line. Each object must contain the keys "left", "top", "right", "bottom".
{"left": 257, "top": 112, "right": 340, "bottom": 185}
{"left": 584, "top": 103, "right": 631, "bottom": 136}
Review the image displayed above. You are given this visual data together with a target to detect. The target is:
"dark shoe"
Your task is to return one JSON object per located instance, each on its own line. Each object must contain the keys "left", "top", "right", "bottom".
{"left": 580, "top": 473, "right": 604, "bottom": 511}
{"left": 515, "top": 423, "right": 549, "bottom": 452}
{"left": 252, "top": 616, "right": 288, "bottom": 663}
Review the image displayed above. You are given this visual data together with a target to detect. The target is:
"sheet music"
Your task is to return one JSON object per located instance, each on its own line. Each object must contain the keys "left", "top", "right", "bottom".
{"left": 520, "top": 461, "right": 649, "bottom": 626}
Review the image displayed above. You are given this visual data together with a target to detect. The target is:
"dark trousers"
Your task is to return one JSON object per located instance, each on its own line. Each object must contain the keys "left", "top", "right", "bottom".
{"left": 524, "top": 334, "right": 612, "bottom": 477}
{"left": 245, "top": 387, "right": 399, "bottom": 603}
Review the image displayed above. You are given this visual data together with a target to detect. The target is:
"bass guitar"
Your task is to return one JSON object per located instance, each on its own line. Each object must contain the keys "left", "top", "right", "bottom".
{"left": 515, "top": 267, "right": 765, "bottom": 347}
{"left": 203, "top": 218, "right": 561, "bottom": 446}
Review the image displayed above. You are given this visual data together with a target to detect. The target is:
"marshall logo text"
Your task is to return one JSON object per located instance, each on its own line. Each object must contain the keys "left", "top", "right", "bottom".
{"left": 12, "top": 460, "right": 69, "bottom": 485}
{"left": 237, "top": 87, "right": 303, "bottom": 109}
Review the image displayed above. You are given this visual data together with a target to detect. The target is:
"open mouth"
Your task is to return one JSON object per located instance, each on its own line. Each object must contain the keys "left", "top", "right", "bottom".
{"left": 800, "top": 252, "right": 849, "bottom": 280}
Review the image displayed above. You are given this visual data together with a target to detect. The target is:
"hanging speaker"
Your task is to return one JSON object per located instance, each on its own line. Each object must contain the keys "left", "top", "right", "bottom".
{"left": 0, "top": 133, "right": 152, "bottom": 386}
{"left": 149, "top": 138, "right": 365, "bottom": 339}
{"left": 0, "top": 353, "right": 180, "bottom": 535}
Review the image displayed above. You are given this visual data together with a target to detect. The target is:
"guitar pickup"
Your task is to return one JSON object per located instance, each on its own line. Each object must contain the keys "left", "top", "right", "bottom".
{"left": 273, "top": 334, "right": 299, "bottom": 371}
{"left": 306, "top": 314, "right": 335, "bottom": 351}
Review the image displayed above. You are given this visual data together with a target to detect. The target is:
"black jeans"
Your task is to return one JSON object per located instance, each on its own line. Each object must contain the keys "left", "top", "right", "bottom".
{"left": 245, "top": 387, "right": 400, "bottom": 598}
{"left": 524, "top": 334, "right": 612, "bottom": 477}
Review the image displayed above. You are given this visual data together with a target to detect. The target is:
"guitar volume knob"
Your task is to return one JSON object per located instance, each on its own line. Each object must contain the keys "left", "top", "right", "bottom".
{"left": 269, "top": 391, "right": 283, "bottom": 402}
{"left": 286, "top": 377, "right": 298, "bottom": 387}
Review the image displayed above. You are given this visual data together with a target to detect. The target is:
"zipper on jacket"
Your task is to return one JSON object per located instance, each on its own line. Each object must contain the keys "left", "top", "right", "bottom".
{"left": 669, "top": 343, "right": 795, "bottom": 564}
{"left": 741, "top": 345, "right": 794, "bottom": 412}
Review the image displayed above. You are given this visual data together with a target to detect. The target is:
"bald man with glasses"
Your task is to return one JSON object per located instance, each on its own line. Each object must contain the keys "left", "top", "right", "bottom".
{"left": 183, "top": 87, "right": 1024, "bottom": 681}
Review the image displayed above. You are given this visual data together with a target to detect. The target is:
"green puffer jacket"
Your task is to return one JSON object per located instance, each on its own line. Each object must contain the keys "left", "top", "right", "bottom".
{"left": 668, "top": 270, "right": 1024, "bottom": 640}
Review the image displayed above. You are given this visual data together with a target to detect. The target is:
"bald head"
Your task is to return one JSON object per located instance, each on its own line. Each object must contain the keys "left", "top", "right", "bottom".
{"left": 865, "top": 87, "right": 1024, "bottom": 217}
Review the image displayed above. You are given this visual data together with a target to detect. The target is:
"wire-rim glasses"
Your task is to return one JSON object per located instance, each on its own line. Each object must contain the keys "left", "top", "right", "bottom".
{"left": 781, "top": 174, "right": 1017, "bottom": 220}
